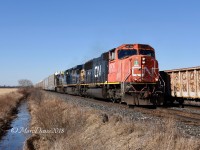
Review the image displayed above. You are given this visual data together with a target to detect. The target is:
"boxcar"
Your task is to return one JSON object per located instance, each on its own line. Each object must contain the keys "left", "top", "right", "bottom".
{"left": 44, "top": 74, "right": 57, "bottom": 91}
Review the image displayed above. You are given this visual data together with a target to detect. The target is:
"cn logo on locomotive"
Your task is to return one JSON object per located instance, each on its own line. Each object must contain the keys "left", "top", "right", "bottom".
{"left": 94, "top": 65, "right": 101, "bottom": 78}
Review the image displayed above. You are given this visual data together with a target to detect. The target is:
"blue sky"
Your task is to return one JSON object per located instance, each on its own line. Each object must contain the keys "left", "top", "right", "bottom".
{"left": 0, "top": 0, "right": 200, "bottom": 85}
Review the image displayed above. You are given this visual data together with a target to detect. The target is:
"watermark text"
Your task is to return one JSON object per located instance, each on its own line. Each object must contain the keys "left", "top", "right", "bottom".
{"left": 11, "top": 127, "right": 65, "bottom": 134}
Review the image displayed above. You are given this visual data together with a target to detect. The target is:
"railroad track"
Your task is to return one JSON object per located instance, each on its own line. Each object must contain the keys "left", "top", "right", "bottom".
{"left": 134, "top": 107, "right": 200, "bottom": 126}
{"left": 48, "top": 91, "right": 200, "bottom": 124}
{"left": 46, "top": 91, "right": 200, "bottom": 137}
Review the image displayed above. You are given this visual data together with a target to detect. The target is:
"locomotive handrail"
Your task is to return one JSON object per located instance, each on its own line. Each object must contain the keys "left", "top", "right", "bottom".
{"left": 158, "top": 73, "right": 165, "bottom": 93}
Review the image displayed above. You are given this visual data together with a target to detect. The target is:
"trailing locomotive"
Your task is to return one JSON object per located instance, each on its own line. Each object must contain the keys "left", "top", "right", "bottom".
{"left": 36, "top": 44, "right": 164, "bottom": 106}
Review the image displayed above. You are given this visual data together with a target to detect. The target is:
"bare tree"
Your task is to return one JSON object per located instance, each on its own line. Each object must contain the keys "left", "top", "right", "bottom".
{"left": 18, "top": 79, "right": 33, "bottom": 88}
{"left": 18, "top": 79, "right": 33, "bottom": 97}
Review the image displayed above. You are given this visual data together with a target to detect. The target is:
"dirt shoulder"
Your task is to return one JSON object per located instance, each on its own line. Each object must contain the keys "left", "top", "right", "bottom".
{"left": 0, "top": 91, "right": 24, "bottom": 139}
{"left": 25, "top": 90, "right": 200, "bottom": 150}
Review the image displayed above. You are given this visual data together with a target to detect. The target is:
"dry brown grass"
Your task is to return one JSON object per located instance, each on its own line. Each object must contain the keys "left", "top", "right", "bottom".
{"left": 142, "top": 118, "right": 200, "bottom": 150}
{"left": 25, "top": 90, "right": 200, "bottom": 150}
{"left": 0, "top": 92, "right": 23, "bottom": 119}
{"left": 0, "top": 91, "right": 23, "bottom": 137}
{"left": 0, "top": 88, "right": 18, "bottom": 96}
{"left": 25, "top": 90, "right": 89, "bottom": 149}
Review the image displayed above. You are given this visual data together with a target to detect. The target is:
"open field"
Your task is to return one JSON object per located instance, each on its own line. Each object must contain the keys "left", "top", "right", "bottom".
{"left": 25, "top": 89, "right": 200, "bottom": 150}
{"left": 0, "top": 88, "right": 18, "bottom": 96}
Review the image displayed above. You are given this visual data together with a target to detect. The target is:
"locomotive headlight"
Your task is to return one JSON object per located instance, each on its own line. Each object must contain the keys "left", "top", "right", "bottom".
{"left": 142, "top": 57, "right": 146, "bottom": 64}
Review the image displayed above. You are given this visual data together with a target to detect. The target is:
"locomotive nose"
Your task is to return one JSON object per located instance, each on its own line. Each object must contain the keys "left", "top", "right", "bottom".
{"left": 131, "top": 56, "right": 159, "bottom": 82}
{"left": 142, "top": 56, "right": 159, "bottom": 82}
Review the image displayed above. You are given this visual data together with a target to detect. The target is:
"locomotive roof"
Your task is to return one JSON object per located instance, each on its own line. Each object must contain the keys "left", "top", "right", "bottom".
{"left": 64, "top": 64, "right": 83, "bottom": 72}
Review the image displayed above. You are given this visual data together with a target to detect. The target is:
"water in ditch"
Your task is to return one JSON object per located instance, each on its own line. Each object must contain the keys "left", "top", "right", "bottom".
{"left": 0, "top": 101, "right": 31, "bottom": 150}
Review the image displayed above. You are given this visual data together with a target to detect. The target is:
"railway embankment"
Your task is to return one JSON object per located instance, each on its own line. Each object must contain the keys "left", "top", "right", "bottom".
{"left": 25, "top": 89, "right": 200, "bottom": 150}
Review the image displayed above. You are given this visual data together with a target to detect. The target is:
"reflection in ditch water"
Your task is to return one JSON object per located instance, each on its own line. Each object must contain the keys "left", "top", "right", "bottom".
{"left": 0, "top": 101, "right": 31, "bottom": 150}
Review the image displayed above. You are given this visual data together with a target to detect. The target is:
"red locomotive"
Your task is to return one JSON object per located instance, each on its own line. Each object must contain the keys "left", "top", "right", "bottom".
{"left": 107, "top": 44, "right": 163, "bottom": 105}
{"left": 36, "top": 43, "right": 164, "bottom": 106}
{"left": 108, "top": 44, "right": 159, "bottom": 83}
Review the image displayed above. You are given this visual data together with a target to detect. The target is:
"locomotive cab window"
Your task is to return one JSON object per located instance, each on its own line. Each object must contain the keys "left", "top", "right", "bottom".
{"left": 109, "top": 50, "right": 115, "bottom": 61}
{"left": 118, "top": 49, "right": 137, "bottom": 59}
{"left": 139, "top": 49, "right": 155, "bottom": 58}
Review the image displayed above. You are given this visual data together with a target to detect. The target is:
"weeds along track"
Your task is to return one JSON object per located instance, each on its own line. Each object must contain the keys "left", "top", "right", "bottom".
{"left": 45, "top": 91, "right": 200, "bottom": 138}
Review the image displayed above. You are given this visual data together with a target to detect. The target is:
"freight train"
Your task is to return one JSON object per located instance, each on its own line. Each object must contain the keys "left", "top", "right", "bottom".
{"left": 36, "top": 43, "right": 165, "bottom": 106}
{"left": 36, "top": 44, "right": 200, "bottom": 106}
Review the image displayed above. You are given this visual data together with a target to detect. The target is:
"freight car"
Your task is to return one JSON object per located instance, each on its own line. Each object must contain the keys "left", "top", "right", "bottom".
{"left": 36, "top": 43, "right": 164, "bottom": 106}
{"left": 160, "top": 66, "right": 200, "bottom": 105}
{"left": 44, "top": 74, "right": 57, "bottom": 91}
